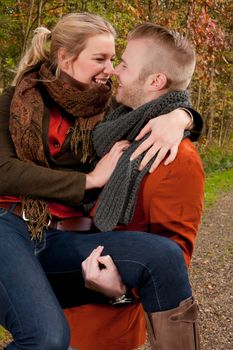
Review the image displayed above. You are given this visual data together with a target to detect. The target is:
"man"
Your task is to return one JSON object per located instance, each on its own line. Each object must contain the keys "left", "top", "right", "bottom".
{"left": 79, "top": 23, "right": 204, "bottom": 350}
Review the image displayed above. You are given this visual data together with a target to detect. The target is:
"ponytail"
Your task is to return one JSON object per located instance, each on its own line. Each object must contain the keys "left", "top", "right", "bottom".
{"left": 13, "top": 13, "right": 116, "bottom": 86}
{"left": 13, "top": 27, "right": 51, "bottom": 85}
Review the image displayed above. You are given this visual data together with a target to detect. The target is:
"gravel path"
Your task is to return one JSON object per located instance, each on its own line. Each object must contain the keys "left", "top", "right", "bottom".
{"left": 190, "top": 190, "right": 233, "bottom": 350}
{"left": 1, "top": 190, "right": 232, "bottom": 350}
{"left": 138, "top": 189, "right": 233, "bottom": 350}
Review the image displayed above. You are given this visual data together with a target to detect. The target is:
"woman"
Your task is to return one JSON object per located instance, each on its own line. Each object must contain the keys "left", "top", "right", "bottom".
{"left": 0, "top": 13, "right": 202, "bottom": 350}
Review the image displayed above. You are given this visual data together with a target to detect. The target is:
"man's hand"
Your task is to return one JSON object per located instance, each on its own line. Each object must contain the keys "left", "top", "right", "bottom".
{"left": 82, "top": 246, "right": 127, "bottom": 298}
{"left": 130, "top": 109, "right": 193, "bottom": 173}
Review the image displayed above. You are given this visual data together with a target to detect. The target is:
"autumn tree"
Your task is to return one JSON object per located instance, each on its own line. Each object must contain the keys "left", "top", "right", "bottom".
{"left": 0, "top": 0, "right": 232, "bottom": 146}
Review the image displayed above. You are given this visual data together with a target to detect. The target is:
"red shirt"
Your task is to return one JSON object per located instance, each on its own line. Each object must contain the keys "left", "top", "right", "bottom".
{"left": 0, "top": 107, "right": 82, "bottom": 218}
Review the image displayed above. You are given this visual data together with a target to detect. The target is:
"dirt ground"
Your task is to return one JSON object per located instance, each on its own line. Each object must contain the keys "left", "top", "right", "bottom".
{"left": 138, "top": 189, "right": 233, "bottom": 350}
{"left": 1, "top": 190, "right": 232, "bottom": 350}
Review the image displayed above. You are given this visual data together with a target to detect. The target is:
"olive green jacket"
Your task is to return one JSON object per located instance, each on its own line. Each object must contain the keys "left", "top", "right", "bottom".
{"left": 0, "top": 87, "right": 88, "bottom": 206}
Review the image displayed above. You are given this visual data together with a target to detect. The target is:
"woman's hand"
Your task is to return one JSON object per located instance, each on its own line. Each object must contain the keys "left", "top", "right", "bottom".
{"left": 130, "top": 109, "right": 193, "bottom": 173}
{"left": 82, "top": 246, "right": 126, "bottom": 298}
{"left": 86, "top": 140, "right": 130, "bottom": 189}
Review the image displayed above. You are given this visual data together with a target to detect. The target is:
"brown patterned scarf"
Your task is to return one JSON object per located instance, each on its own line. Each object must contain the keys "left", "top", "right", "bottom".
{"left": 9, "top": 62, "right": 112, "bottom": 240}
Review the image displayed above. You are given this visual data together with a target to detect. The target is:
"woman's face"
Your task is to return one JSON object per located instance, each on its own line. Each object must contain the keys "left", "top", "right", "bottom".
{"left": 60, "top": 34, "right": 116, "bottom": 86}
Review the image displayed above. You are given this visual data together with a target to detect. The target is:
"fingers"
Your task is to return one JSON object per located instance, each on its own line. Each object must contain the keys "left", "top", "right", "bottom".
{"left": 148, "top": 146, "right": 170, "bottom": 172}
{"left": 90, "top": 140, "right": 130, "bottom": 188}
{"left": 81, "top": 247, "right": 126, "bottom": 297}
{"left": 130, "top": 127, "right": 181, "bottom": 172}
{"left": 130, "top": 136, "right": 153, "bottom": 161}
{"left": 83, "top": 246, "right": 116, "bottom": 270}
{"left": 87, "top": 245, "right": 104, "bottom": 260}
{"left": 164, "top": 145, "right": 178, "bottom": 166}
{"left": 81, "top": 245, "right": 104, "bottom": 275}
{"left": 147, "top": 144, "right": 179, "bottom": 172}
{"left": 137, "top": 144, "right": 170, "bottom": 172}
{"left": 131, "top": 113, "right": 186, "bottom": 171}
{"left": 137, "top": 144, "right": 159, "bottom": 171}
{"left": 97, "top": 255, "right": 116, "bottom": 270}
{"left": 109, "top": 140, "right": 130, "bottom": 155}
{"left": 106, "top": 140, "right": 130, "bottom": 170}
{"left": 130, "top": 140, "right": 177, "bottom": 173}
{"left": 134, "top": 121, "right": 152, "bottom": 141}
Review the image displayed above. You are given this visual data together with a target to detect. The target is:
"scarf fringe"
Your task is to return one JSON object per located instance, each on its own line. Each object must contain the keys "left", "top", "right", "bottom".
{"left": 21, "top": 197, "right": 52, "bottom": 241}
{"left": 70, "top": 119, "right": 95, "bottom": 163}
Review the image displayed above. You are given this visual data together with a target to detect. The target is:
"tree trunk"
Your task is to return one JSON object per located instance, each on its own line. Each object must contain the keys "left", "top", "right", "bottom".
{"left": 22, "top": 0, "right": 36, "bottom": 55}
{"left": 205, "top": 58, "right": 216, "bottom": 144}
{"left": 81, "top": 0, "right": 88, "bottom": 11}
{"left": 218, "top": 94, "right": 227, "bottom": 146}
{"left": 37, "top": 0, "right": 43, "bottom": 26}
{"left": 196, "top": 82, "right": 202, "bottom": 112}
{"left": 147, "top": 0, "right": 154, "bottom": 21}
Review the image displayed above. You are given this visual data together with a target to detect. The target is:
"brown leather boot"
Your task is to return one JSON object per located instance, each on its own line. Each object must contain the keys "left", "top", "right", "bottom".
{"left": 145, "top": 297, "right": 200, "bottom": 349}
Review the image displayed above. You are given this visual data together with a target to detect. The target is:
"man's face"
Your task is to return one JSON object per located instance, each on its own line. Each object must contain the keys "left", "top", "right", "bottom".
{"left": 114, "top": 39, "right": 149, "bottom": 109}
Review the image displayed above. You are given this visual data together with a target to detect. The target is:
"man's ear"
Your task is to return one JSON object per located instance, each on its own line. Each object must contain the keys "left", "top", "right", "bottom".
{"left": 57, "top": 48, "right": 70, "bottom": 71}
{"left": 148, "top": 73, "right": 167, "bottom": 91}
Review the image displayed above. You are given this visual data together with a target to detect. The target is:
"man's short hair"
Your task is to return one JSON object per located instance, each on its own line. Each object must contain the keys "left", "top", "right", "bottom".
{"left": 128, "top": 23, "right": 196, "bottom": 91}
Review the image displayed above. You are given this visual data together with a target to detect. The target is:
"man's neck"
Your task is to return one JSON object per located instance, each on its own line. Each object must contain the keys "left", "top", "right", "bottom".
{"left": 133, "top": 89, "right": 169, "bottom": 109}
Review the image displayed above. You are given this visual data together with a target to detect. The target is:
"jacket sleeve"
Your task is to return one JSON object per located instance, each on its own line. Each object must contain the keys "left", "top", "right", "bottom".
{"left": 0, "top": 88, "right": 86, "bottom": 204}
{"left": 147, "top": 140, "right": 204, "bottom": 267}
{"left": 186, "top": 107, "right": 204, "bottom": 141}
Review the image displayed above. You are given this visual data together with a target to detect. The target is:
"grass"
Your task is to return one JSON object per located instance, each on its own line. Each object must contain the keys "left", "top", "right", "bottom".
{"left": 0, "top": 327, "right": 4, "bottom": 339}
{"left": 204, "top": 168, "right": 233, "bottom": 207}
{"left": 0, "top": 326, "right": 11, "bottom": 347}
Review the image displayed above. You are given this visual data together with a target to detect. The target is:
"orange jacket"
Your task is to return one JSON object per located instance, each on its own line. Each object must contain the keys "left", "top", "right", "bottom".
{"left": 64, "top": 139, "right": 204, "bottom": 350}
{"left": 116, "top": 138, "right": 204, "bottom": 267}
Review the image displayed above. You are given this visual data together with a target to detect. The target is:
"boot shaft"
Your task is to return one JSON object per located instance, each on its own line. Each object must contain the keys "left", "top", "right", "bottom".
{"left": 146, "top": 297, "right": 200, "bottom": 350}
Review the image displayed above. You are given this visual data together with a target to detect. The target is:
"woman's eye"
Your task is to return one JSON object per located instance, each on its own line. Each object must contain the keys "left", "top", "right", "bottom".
{"left": 96, "top": 58, "right": 104, "bottom": 62}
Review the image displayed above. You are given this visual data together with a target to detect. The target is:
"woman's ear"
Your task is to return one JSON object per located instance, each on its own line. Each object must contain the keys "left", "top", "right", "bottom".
{"left": 57, "top": 48, "right": 70, "bottom": 71}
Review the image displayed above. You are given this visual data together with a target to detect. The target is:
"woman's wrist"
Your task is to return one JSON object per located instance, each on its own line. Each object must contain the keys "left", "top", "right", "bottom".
{"left": 178, "top": 108, "right": 194, "bottom": 130}
{"left": 85, "top": 173, "right": 94, "bottom": 190}
{"left": 85, "top": 172, "right": 101, "bottom": 190}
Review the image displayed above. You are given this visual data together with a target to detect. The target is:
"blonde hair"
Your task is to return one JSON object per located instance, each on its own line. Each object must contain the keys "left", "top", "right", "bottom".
{"left": 13, "top": 13, "right": 116, "bottom": 85}
{"left": 128, "top": 23, "right": 196, "bottom": 91}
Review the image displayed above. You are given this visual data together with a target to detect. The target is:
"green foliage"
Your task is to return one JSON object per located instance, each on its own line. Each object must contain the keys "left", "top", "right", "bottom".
{"left": 0, "top": 325, "right": 11, "bottom": 345}
{"left": 199, "top": 142, "right": 233, "bottom": 207}
{"left": 0, "top": 325, "right": 5, "bottom": 339}
{"left": 199, "top": 142, "right": 233, "bottom": 174}
{"left": 0, "top": 0, "right": 232, "bottom": 145}
{"left": 204, "top": 168, "right": 233, "bottom": 207}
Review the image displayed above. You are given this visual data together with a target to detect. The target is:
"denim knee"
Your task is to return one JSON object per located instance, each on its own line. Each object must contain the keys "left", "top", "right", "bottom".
{"left": 145, "top": 235, "right": 185, "bottom": 270}
{"left": 130, "top": 235, "right": 191, "bottom": 312}
{"left": 40, "top": 324, "right": 70, "bottom": 350}
{"left": 8, "top": 317, "right": 70, "bottom": 350}
{"left": 163, "top": 238, "right": 184, "bottom": 264}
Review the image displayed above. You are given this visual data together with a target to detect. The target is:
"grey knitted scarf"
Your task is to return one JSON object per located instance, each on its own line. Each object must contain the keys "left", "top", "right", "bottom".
{"left": 92, "top": 90, "right": 191, "bottom": 231}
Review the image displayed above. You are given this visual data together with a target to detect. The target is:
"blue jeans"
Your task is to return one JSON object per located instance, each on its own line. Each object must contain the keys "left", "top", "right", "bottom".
{"left": 0, "top": 206, "right": 192, "bottom": 350}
